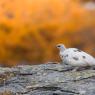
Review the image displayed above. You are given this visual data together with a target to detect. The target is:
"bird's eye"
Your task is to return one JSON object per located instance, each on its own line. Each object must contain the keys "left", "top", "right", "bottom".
{"left": 57, "top": 46, "right": 61, "bottom": 47}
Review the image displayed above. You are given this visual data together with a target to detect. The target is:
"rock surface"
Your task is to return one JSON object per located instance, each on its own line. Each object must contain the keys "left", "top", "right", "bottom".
{"left": 0, "top": 63, "right": 95, "bottom": 95}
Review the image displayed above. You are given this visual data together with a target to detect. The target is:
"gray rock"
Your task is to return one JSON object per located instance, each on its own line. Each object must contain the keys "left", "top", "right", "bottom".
{"left": 0, "top": 63, "right": 95, "bottom": 95}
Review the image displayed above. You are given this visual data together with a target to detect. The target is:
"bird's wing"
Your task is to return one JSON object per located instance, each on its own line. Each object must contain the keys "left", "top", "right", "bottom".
{"left": 79, "top": 51, "right": 95, "bottom": 66}
{"left": 60, "top": 48, "right": 95, "bottom": 66}
{"left": 65, "top": 48, "right": 95, "bottom": 66}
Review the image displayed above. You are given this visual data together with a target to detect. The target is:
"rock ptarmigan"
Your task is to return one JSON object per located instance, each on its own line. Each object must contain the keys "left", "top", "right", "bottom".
{"left": 56, "top": 44, "right": 95, "bottom": 71}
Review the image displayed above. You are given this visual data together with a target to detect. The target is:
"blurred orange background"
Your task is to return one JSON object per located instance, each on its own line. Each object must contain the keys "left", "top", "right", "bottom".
{"left": 0, "top": 0, "right": 95, "bottom": 66}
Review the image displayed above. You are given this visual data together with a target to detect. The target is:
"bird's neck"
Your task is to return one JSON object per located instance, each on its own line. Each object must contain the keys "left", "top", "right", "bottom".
{"left": 60, "top": 48, "right": 65, "bottom": 52}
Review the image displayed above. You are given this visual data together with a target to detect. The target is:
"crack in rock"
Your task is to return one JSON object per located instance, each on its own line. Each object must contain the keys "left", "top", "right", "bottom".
{"left": 0, "top": 64, "right": 95, "bottom": 95}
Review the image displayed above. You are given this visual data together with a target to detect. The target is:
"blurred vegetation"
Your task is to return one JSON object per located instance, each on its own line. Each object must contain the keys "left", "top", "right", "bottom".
{"left": 0, "top": 0, "right": 95, "bottom": 66}
{"left": 0, "top": 91, "right": 13, "bottom": 95}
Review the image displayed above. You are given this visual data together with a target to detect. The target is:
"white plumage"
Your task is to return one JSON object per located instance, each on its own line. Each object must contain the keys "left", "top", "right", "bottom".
{"left": 56, "top": 44, "right": 95, "bottom": 71}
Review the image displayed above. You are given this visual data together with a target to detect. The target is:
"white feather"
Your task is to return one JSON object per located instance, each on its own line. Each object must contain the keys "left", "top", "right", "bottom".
{"left": 57, "top": 44, "right": 95, "bottom": 67}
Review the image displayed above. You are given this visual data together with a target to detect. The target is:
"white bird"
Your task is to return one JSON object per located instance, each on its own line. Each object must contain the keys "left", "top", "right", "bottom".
{"left": 56, "top": 44, "right": 95, "bottom": 71}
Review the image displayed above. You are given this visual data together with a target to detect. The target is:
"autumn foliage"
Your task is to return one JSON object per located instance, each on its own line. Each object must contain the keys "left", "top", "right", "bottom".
{"left": 0, "top": 0, "right": 95, "bottom": 66}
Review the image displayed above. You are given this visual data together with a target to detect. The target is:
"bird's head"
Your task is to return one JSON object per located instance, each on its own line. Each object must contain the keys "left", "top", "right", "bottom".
{"left": 56, "top": 44, "right": 66, "bottom": 52}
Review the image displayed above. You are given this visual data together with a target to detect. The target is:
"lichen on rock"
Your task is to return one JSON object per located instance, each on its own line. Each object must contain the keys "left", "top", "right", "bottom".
{"left": 0, "top": 63, "right": 95, "bottom": 95}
